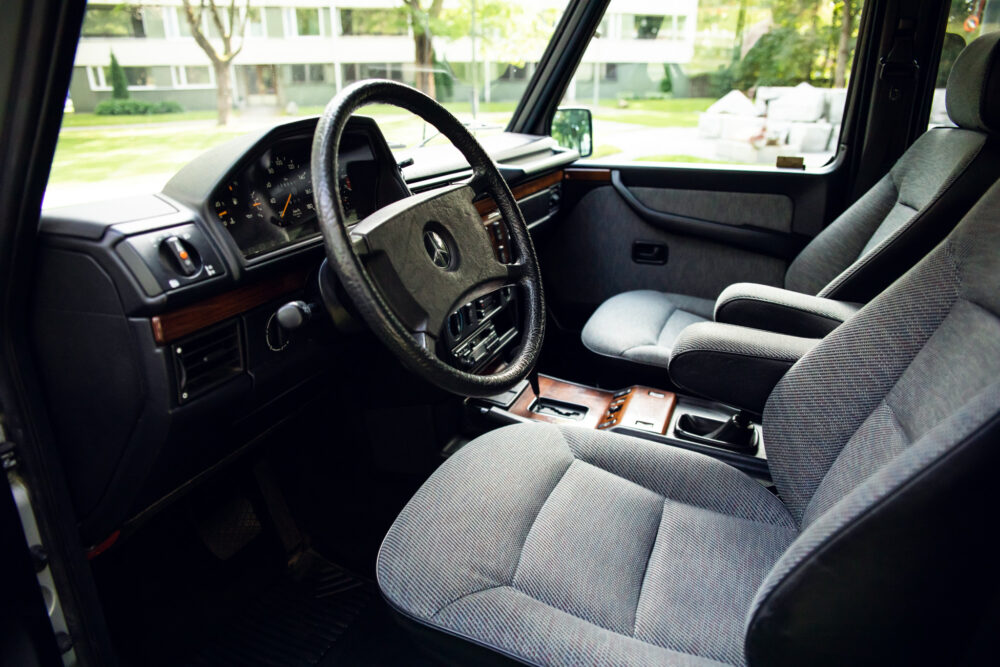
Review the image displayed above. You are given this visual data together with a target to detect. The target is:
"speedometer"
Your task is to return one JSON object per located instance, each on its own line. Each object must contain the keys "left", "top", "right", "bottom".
{"left": 263, "top": 152, "right": 315, "bottom": 227}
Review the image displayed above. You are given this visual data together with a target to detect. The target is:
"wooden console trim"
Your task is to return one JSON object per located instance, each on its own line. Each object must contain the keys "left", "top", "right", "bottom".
{"left": 563, "top": 168, "right": 611, "bottom": 182}
{"left": 508, "top": 375, "right": 676, "bottom": 434}
{"left": 151, "top": 267, "right": 310, "bottom": 344}
{"left": 508, "top": 375, "right": 612, "bottom": 429}
{"left": 475, "top": 170, "right": 563, "bottom": 216}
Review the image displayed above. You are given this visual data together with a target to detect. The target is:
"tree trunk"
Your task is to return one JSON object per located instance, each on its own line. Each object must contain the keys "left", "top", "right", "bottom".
{"left": 214, "top": 62, "right": 232, "bottom": 126}
{"left": 834, "top": 0, "right": 853, "bottom": 88}
{"left": 413, "top": 30, "right": 436, "bottom": 99}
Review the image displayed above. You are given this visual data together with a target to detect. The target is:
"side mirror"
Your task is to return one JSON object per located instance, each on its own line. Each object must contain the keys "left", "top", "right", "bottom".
{"left": 550, "top": 107, "right": 593, "bottom": 158}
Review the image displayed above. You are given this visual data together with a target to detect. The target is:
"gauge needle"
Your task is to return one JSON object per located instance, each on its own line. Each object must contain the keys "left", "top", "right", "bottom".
{"left": 281, "top": 194, "right": 291, "bottom": 218}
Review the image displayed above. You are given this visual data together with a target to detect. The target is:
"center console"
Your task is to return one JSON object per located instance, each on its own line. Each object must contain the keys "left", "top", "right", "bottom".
{"left": 471, "top": 375, "right": 770, "bottom": 478}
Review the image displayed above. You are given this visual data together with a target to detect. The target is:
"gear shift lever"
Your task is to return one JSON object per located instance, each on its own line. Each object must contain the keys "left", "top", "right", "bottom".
{"left": 528, "top": 368, "right": 541, "bottom": 400}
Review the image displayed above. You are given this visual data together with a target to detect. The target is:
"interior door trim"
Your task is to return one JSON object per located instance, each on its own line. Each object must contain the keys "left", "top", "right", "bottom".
{"left": 609, "top": 171, "right": 808, "bottom": 260}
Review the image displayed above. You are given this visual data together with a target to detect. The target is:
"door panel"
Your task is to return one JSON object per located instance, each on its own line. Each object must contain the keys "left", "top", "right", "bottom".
{"left": 544, "top": 185, "right": 788, "bottom": 326}
{"left": 542, "top": 164, "right": 838, "bottom": 329}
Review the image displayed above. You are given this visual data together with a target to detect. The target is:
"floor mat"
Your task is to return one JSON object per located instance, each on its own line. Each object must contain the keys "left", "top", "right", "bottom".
{"left": 184, "top": 551, "right": 377, "bottom": 667}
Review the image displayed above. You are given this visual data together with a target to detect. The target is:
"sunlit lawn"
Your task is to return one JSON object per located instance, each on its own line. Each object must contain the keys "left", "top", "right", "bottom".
{"left": 49, "top": 126, "right": 248, "bottom": 184}
{"left": 60, "top": 110, "right": 220, "bottom": 127}
{"left": 593, "top": 98, "right": 715, "bottom": 128}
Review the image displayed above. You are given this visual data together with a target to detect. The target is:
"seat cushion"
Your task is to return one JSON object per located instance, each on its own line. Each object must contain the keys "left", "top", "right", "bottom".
{"left": 377, "top": 423, "right": 797, "bottom": 666}
{"left": 581, "top": 290, "right": 716, "bottom": 368}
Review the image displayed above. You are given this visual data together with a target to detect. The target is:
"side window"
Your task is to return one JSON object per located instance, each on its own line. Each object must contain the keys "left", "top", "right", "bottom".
{"left": 929, "top": 1, "right": 1000, "bottom": 129}
{"left": 558, "top": 0, "right": 864, "bottom": 169}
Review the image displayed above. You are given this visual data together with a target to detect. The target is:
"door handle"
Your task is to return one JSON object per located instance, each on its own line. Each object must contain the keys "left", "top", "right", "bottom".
{"left": 632, "top": 241, "right": 668, "bottom": 265}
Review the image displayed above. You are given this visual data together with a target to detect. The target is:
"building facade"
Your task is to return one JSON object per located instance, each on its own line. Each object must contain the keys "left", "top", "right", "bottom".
{"left": 69, "top": 0, "right": 698, "bottom": 113}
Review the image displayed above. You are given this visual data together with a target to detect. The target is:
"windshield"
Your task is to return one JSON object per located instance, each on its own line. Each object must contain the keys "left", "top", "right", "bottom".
{"left": 45, "top": 0, "right": 568, "bottom": 209}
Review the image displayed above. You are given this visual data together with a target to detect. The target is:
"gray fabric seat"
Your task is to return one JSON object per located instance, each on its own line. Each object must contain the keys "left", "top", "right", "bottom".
{"left": 582, "top": 32, "right": 1000, "bottom": 368}
{"left": 377, "top": 178, "right": 1000, "bottom": 664}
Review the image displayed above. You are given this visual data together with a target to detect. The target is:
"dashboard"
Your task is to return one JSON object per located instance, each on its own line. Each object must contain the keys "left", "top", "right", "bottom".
{"left": 34, "top": 117, "right": 577, "bottom": 545}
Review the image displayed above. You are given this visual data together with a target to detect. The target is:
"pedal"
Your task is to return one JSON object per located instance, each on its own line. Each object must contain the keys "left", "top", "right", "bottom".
{"left": 194, "top": 493, "right": 261, "bottom": 561}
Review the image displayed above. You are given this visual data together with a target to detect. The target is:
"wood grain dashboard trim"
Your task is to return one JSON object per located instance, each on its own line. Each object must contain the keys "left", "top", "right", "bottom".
{"left": 563, "top": 168, "right": 611, "bottom": 182}
{"left": 151, "top": 267, "right": 310, "bottom": 344}
{"left": 474, "top": 170, "right": 563, "bottom": 216}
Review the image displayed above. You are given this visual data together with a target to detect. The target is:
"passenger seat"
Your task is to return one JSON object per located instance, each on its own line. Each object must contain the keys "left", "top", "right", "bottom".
{"left": 582, "top": 31, "right": 1000, "bottom": 369}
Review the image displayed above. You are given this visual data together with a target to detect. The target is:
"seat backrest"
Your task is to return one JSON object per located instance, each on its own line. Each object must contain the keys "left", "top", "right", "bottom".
{"left": 745, "top": 178, "right": 1000, "bottom": 665}
{"left": 783, "top": 31, "right": 1000, "bottom": 303}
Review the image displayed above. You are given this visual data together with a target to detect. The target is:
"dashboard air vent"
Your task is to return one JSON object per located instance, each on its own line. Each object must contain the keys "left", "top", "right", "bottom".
{"left": 172, "top": 322, "right": 244, "bottom": 403}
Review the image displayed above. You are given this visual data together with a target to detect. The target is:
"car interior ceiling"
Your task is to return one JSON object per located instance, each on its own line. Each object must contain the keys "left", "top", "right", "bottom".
{"left": 3, "top": 0, "right": 999, "bottom": 665}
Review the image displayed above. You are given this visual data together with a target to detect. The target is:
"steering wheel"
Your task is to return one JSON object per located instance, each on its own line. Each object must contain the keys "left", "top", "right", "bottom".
{"left": 311, "top": 80, "right": 545, "bottom": 397}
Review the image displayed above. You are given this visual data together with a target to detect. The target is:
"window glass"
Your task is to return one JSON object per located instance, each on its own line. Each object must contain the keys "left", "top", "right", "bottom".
{"left": 559, "top": 0, "right": 865, "bottom": 169}
{"left": 48, "top": 0, "right": 568, "bottom": 209}
{"left": 82, "top": 4, "right": 146, "bottom": 37}
{"left": 929, "top": 0, "right": 1000, "bottom": 128}
{"left": 340, "top": 9, "right": 409, "bottom": 36}
{"left": 296, "top": 8, "right": 321, "bottom": 36}
{"left": 184, "top": 66, "right": 212, "bottom": 86}
{"left": 246, "top": 7, "right": 265, "bottom": 37}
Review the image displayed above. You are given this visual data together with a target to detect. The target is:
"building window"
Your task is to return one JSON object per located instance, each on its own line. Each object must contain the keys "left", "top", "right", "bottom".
{"left": 602, "top": 63, "right": 617, "bottom": 81}
{"left": 340, "top": 9, "right": 408, "bottom": 36}
{"left": 246, "top": 7, "right": 265, "bottom": 37}
{"left": 295, "top": 8, "right": 321, "bottom": 36}
{"left": 82, "top": 4, "right": 146, "bottom": 38}
{"left": 172, "top": 65, "right": 213, "bottom": 88}
{"left": 309, "top": 64, "right": 325, "bottom": 82}
{"left": 498, "top": 64, "right": 528, "bottom": 81}
{"left": 291, "top": 65, "right": 307, "bottom": 83}
{"left": 635, "top": 15, "right": 664, "bottom": 39}
{"left": 99, "top": 66, "right": 157, "bottom": 87}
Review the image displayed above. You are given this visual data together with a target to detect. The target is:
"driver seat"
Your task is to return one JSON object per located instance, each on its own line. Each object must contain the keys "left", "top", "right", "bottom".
{"left": 376, "top": 182, "right": 1000, "bottom": 664}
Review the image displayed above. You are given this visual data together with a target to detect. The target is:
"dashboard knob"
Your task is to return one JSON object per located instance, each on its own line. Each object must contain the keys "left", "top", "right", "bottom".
{"left": 276, "top": 301, "right": 313, "bottom": 330}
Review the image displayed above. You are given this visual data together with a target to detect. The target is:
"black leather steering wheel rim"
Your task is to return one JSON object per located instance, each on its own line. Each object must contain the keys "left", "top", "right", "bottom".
{"left": 311, "top": 79, "right": 545, "bottom": 397}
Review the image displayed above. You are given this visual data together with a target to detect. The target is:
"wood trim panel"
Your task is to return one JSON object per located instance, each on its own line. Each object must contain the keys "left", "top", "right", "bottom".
{"left": 507, "top": 375, "right": 676, "bottom": 434}
{"left": 563, "top": 168, "right": 611, "bottom": 182}
{"left": 151, "top": 267, "right": 310, "bottom": 344}
{"left": 474, "top": 169, "right": 563, "bottom": 216}
{"left": 508, "top": 375, "right": 613, "bottom": 429}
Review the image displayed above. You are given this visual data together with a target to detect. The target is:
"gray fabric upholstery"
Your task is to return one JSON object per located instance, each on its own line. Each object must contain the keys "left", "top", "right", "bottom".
{"left": 378, "top": 423, "right": 795, "bottom": 666}
{"left": 714, "top": 282, "right": 860, "bottom": 337}
{"left": 581, "top": 290, "right": 715, "bottom": 367}
{"left": 945, "top": 30, "right": 1000, "bottom": 133}
{"left": 629, "top": 187, "right": 793, "bottom": 233}
{"left": 583, "top": 32, "right": 1000, "bottom": 369}
{"left": 668, "top": 322, "right": 818, "bottom": 415}
{"left": 786, "top": 128, "right": 987, "bottom": 297}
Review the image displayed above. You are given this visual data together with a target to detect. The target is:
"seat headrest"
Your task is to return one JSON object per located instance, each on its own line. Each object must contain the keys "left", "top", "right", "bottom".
{"left": 947, "top": 31, "right": 1000, "bottom": 133}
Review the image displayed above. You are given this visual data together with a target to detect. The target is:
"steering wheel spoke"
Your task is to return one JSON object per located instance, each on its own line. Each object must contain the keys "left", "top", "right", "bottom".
{"left": 312, "top": 79, "right": 544, "bottom": 397}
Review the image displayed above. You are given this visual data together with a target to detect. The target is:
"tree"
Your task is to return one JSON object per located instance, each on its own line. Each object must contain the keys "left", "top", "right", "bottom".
{"left": 181, "top": 0, "right": 250, "bottom": 125}
{"left": 403, "top": 0, "right": 445, "bottom": 98}
{"left": 109, "top": 52, "right": 130, "bottom": 100}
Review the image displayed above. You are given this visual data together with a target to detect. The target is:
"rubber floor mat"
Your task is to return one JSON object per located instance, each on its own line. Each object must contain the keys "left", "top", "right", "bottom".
{"left": 184, "top": 552, "right": 377, "bottom": 666}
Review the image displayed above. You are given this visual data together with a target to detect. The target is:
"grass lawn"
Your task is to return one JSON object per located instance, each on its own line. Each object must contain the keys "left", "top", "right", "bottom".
{"left": 60, "top": 110, "right": 220, "bottom": 127}
{"left": 593, "top": 98, "right": 714, "bottom": 128}
{"left": 49, "top": 126, "right": 248, "bottom": 185}
{"left": 591, "top": 145, "right": 622, "bottom": 159}
{"left": 634, "top": 154, "right": 748, "bottom": 165}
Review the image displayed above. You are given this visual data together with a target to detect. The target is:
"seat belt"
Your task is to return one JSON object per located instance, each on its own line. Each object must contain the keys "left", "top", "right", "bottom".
{"left": 852, "top": 2, "right": 921, "bottom": 200}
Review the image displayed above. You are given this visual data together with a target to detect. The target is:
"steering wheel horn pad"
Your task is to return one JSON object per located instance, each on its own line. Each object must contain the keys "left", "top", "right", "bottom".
{"left": 311, "top": 80, "right": 545, "bottom": 397}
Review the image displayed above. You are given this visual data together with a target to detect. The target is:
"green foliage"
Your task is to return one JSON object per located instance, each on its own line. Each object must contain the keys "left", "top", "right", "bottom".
{"left": 731, "top": 26, "right": 821, "bottom": 88}
{"left": 659, "top": 65, "right": 673, "bottom": 95}
{"left": 94, "top": 99, "right": 183, "bottom": 116}
{"left": 550, "top": 109, "right": 592, "bottom": 156}
{"left": 109, "top": 53, "right": 130, "bottom": 100}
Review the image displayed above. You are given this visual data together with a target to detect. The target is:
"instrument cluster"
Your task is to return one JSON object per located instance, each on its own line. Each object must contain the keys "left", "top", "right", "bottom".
{"left": 211, "top": 130, "right": 377, "bottom": 259}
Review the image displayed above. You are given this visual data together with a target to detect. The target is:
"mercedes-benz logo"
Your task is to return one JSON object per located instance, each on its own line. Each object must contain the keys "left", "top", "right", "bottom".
{"left": 423, "top": 229, "right": 452, "bottom": 269}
